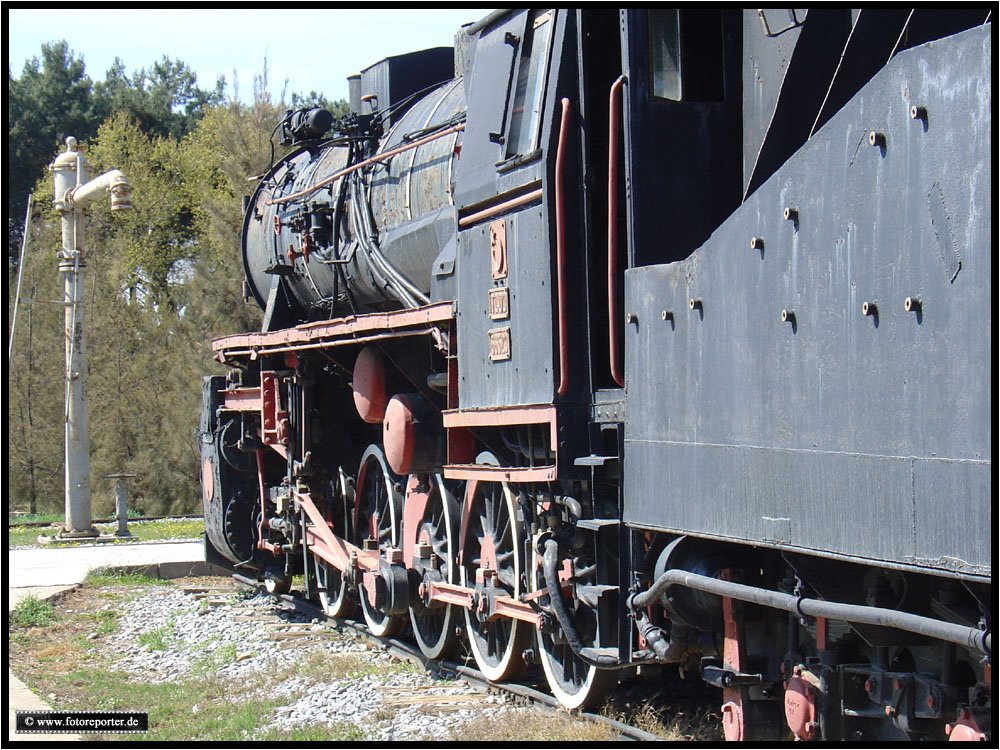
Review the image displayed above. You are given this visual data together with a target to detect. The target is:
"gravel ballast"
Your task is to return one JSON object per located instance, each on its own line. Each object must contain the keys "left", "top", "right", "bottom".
{"left": 102, "top": 585, "right": 530, "bottom": 741}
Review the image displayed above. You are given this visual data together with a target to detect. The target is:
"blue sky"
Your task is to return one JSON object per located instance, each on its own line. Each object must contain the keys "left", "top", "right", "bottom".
{"left": 8, "top": 8, "right": 489, "bottom": 103}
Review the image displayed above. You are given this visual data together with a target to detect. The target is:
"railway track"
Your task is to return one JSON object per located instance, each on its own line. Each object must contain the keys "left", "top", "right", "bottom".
{"left": 231, "top": 573, "right": 682, "bottom": 742}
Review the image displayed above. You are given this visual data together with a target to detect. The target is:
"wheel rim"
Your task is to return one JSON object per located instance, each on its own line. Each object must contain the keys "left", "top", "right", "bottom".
{"left": 409, "top": 474, "right": 462, "bottom": 660}
{"left": 355, "top": 445, "right": 405, "bottom": 638}
{"left": 460, "top": 454, "right": 528, "bottom": 682}
{"left": 531, "top": 538, "right": 618, "bottom": 710}
{"left": 314, "top": 469, "right": 355, "bottom": 618}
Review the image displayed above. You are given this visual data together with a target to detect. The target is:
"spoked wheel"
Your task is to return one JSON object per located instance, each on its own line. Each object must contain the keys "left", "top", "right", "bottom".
{"left": 460, "top": 452, "right": 530, "bottom": 682}
{"left": 355, "top": 444, "right": 406, "bottom": 638}
{"left": 531, "top": 532, "right": 618, "bottom": 710}
{"left": 408, "top": 474, "right": 463, "bottom": 661}
{"left": 314, "top": 468, "right": 356, "bottom": 619}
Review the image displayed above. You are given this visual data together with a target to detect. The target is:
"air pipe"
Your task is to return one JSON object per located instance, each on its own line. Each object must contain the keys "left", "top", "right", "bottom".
{"left": 541, "top": 537, "right": 622, "bottom": 669}
{"left": 628, "top": 568, "right": 991, "bottom": 656}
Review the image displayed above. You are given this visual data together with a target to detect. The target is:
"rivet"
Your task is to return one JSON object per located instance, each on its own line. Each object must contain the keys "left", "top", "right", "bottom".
{"left": 781, "top": 308, "right": 795, "bottom": 323}
{"left": 661, "top": 310, "right": 673, "bottom": 321}
{"left": 625, "top": 312, "right": 638, "bottom": 324}
{"left": 783, "top": 207, "right": 798, "bottom": 223}
{"left": 689, "top": 297, "right": 702, "bottom": 310}
{"left": 910, "top": 105, "right": 927, "bottom": 121}
{"left": 904, "top": 296, "right": 921, "bottom": 313}
{"left": 869, "top": 131, "right": 886, "bottom": 147}
{"left": 750, "top": 236, "right": 765, "bottom": 251}
{"left": 862, "top": 301, "right": 878, "bottom": 317}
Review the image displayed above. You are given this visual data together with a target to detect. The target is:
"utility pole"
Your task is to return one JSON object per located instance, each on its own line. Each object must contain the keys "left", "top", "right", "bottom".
{"left": 50, "top": 137, "right": 132, "bottom": 540}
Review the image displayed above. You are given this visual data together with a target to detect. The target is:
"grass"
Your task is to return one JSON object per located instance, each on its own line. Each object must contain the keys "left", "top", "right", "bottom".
{"left": 84, "top": 568, "right": 172, "bottom": 587}
{"left": 10, "top": 596, "right": 55, "bottom": 628}
{"left": 138, "top": 621, "right": 176, "bottom": 652}
{"left": 8, "top": 512, "right": 64, "bottom": 525}
{"left": 191, "top": 643, "right": 238, "bottom": 675}
{"left": 9, "top": 518, "right": 206, "bottom": 548}
{"left": 442, "top": 707, "right": 617, "bottom": 742}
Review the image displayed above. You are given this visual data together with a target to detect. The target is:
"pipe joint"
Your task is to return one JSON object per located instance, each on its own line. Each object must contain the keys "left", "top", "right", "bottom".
{"left": 68, "top": 170, "right": 133, "bottom": 211}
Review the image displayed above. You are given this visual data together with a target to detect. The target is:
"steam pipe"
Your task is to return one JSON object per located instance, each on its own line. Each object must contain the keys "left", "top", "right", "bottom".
{"left": 628, "top": 568, "right": 992, "bottom": 656}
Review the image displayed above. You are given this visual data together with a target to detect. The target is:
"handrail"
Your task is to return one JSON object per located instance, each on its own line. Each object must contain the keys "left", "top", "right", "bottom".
{"left": 267, "top": 123, "right": 466, "bottom": 206}
{"left": 555, "top": 98, "right": 572, "bottom": 397}
{"left": 608, "top": 75, "right": 626, "bottom": 387}
{"left": 457, "top": 185, "right": 543, "bottom": 228}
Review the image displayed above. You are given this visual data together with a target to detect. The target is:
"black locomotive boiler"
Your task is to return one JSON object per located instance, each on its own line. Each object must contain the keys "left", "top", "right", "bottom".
{"left": 200, "top": 9, "right": 992, "bottom": 741}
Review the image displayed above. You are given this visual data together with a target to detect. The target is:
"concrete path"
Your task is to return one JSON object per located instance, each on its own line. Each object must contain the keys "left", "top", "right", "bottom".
{"left": 8, "top": 540, "right": 208, "bottom": 742}
{"left": 9, "top": 540, "right": 205, "bottom": 587}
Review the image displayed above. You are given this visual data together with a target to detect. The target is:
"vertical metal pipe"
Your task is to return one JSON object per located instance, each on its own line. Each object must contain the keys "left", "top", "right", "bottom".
{"left": 607, "top": 76, "right": 626, "bottom": 387}
{"left": 115, "top": 478, "right": 131, "bottom": 537}
{"left": 555, "top": 98, "right": 572, "bottom": 397}
{"left": 9, "top": 195, "right": 34, "bottom": 367}
{"left": 60, "top": 207, "right": 95, "bottom": 537}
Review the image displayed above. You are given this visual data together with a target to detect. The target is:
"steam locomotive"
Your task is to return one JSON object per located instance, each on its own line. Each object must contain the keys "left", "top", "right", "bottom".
{"left": 200, "top": 9, "right": 992, "bottom": 740}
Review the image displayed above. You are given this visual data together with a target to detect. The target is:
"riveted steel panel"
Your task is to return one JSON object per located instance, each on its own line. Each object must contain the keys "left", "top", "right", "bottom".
{"left": 623, "top": 27, "right": 991, "bottom": 579}
{"left": 457, "top": 207, "right": 554, "bottom": 408}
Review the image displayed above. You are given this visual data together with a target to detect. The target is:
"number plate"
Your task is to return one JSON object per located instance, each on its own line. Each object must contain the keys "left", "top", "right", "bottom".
{"left": 488, "top": 287, "right": 510, "bottom": 320}
{"left": 488, "top": 327, "right": 511, "bottom": 361}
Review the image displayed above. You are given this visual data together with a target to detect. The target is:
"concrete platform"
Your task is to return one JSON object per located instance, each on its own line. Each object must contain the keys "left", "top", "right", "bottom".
{"left": 8, "top": 540, "right": 212, "bottom": 742}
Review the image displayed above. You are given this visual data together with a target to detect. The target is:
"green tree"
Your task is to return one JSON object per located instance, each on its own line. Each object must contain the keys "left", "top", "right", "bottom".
{"left": 8, "top": 64, "right": 301, "bottom": 517}
{"left": 85, "top": 112, "right": 201, "bottom": 307}
{"left": 96, "top": 57, "right": 225, "bottom": 140}
{"left": 7, "top": 196, "right": 66, "bottom": 514}
{"left": 7, "top": 42, "right": 105, "bottom": 257}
